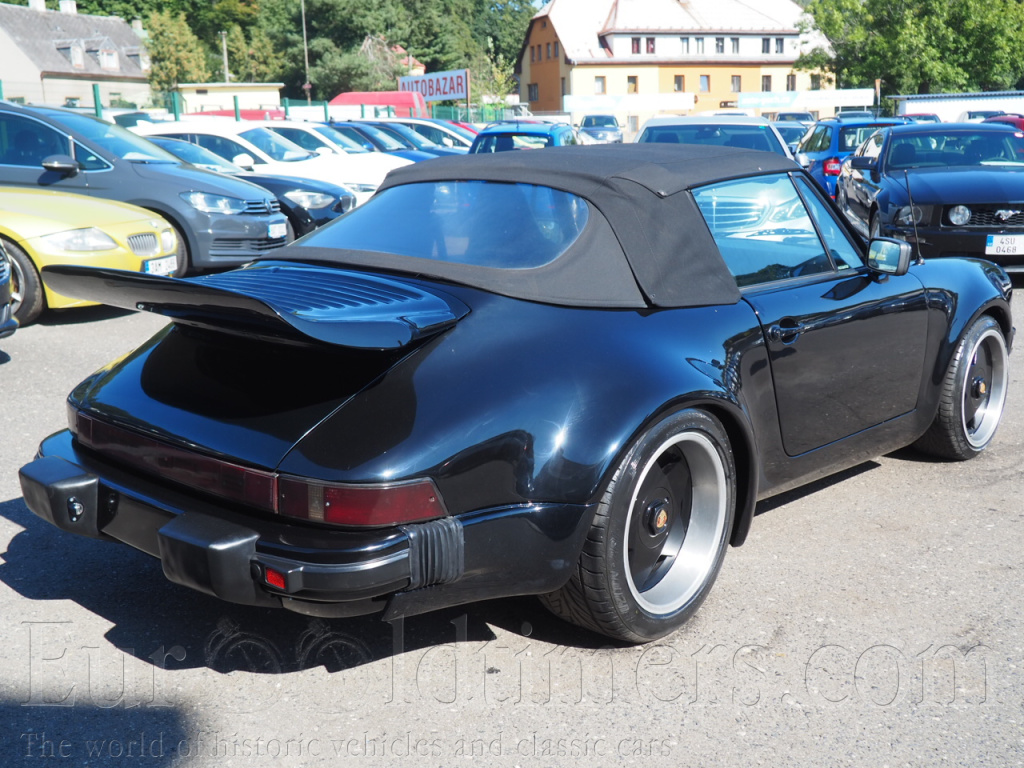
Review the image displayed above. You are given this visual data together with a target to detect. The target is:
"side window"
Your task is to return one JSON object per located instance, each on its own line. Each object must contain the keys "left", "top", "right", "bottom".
{"left": 72, "top": 140, "right": 109, "bottom": 171}
{"left": 0, "top": 114, "right": 70, "bottom": 166}
{"left": 194, "top": 134, "right": 256, "bottom": 164}
{"left": 793, "top": 176, "right": 864, "bottom": 270}
{"left": 693, "top": 174, "right": 833, "bottom": 287}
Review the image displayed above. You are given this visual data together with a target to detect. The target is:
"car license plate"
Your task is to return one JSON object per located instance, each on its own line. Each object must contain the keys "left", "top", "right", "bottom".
{"left": 269, "top": 221, "right": 287, "bottom": 239}
{"left": 143, "top": 255, "right": 177, "bottom": 276}
{"left": 986, "top": 234, "right": 1024, "bottom": 255}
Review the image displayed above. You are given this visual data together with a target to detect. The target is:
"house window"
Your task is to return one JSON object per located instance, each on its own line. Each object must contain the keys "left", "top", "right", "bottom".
{"left": 530, "top": 47, "right": 535, "bottom": 62}
{"left": 674, "top": 75, "right": 684, "bottom": 92}
{"left": 632, "top": 37, "right": 640, "bottom": 54}
{"left": 528, "top": 83, "right": 539, "bottom": 101}
{"left": 546, "top": 43, "right": 551, "bottom": 59}
{"left": 715, "top": 37, "right": 724, "bottom": 54}
{"left": 731, "top": 75, "right": 741, "bottom": 92}
{"left": 695, "top": 37, "right": 704, "bottom": 54}
{"left": 627, "top": 75, "right": 638, "bottom": 94}
{"left": 700, "top": 75, "right": 710, "bottom": 92}
{"left": 680, "top": 37, "right": 689, "bottom": 54}
{"left": 811, "top": 74, "right": 821, "bottom": 90}
{"left": 561, "top": 77, "right": 566, "bottom": 96}
{"left": 554, "top": 41, "right": 559, "bottom": 58}
{"left": 595, "top": 76, "right": 606, "bottom": 94}
{"left": 761, "top": 75, "right": 772, "bottom": 92}
{"left": 762, "top": 37, "right": 771, "bottom": 54}
{"left": 776, "top": 38, "right": 784, "bottom": 54}
{"left": 731, "top": 37, "right": 739, "bottom": 54}
{"left": 646, "top": 37, "right": 655, "bottom": 54}
{"left": 99, "top": 50, "right": 119, "bottom": 70}
{"left": 786, "top": 74, "right": 796, "bottom": 91}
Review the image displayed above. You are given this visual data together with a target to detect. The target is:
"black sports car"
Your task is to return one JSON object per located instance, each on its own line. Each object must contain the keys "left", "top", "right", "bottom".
{"left": 19, "top": 145, "right": 1013, "bottom": 643}
{"left": 837, "top": 122, "right": 1024, "bottom": 273}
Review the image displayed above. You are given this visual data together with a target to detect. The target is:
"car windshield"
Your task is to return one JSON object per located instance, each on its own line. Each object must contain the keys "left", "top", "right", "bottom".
{"left": 300, "top": 180, "right": 588, "bottom": 269}
{"left": 638, "top": 124, "right": 786, "bottom": 156}
{"left": 473, "top": 132, "right": 555, "bottom": 152}
{"left": 45, "top": 110, "right": 178, "bottom": 163}
{"left": 238, "top": 127, "right": 311, "bottom": 162}
{"left": 774, "top": 124, "right": 808, "bottom": 143}
{"left": 432, "top": 121, "right": 476, "bottom": 141}
{"left": 150, "top": 137, "right": 241, "bottom": 173}
{"left": 350, "top": 123, "right": 407, "bottom": 151}
{"left": 312, "top": 124, "right": 369, "bottom": 153}
{"left": 375, "top": 123, "right": 441, "bottom": 149}
{"left": 582, "top": 116, "right": 618, "bottom": 128}
{"left": 838, "top": 124, "right": 895, "bottom": 152}
{"left": 886, "top": 130, "right": 1024, "bottom": 169}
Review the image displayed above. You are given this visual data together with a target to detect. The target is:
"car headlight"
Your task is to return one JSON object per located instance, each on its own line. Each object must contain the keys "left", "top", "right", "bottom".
{"left": 896, "top": 205, "right": 927, "bottom": 225}
{"left": 283, "top": 190, "right": 336, "bottom": 209}
{"left": 948, "top": 205, "right": 972, "bottom": 226}
{"left": 160, "top": 229, "right": 176, "bottom": 252}
{"left": 180, "top": 191, "right": 248, "bottom": 214}
{"left": 39, "top": 227, "right": 118, "bottom": 252}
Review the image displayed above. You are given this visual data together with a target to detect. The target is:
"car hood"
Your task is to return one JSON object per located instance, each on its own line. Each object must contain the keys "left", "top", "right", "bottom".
{"left": 0, "top": 187, "right": 164, "bottom": 237}
{"left": 897, "top": 167, "right": 1024, "bottom": 204}
{"left": 129, "top": 160, "right": 272, "bottom": 199}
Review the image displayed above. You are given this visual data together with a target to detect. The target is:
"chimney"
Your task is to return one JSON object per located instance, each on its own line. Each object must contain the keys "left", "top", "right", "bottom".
{"left": 28, "top": 0, "right": 46, "bottom": 10}
{"left": 59, "top": 0, "right": 78, "bottom": 14}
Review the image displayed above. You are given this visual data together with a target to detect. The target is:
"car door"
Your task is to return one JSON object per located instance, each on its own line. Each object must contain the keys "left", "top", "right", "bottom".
{"left": 0, "top": 112, "right": 91, "bottom": 194}
{"left": 693, "top": 172, "right": 929, "bottom": 456}
{"left": 845, "top": 130, "right": 885, "bottom": 227}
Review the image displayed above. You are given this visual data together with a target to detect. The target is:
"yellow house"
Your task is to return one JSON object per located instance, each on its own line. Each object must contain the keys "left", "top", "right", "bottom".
{"left": 518, "top": 0, "right": 835, "bottom": 135}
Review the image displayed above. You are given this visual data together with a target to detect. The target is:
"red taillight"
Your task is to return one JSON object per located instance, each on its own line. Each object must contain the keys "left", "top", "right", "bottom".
{"left": 264, "top": 567, "right": 286, "bottom": 589}
{"left": 75, "top": 412, "right": 278, "bottom": 511}
{"left": 823, "top": 157, "right": 842, "bottom": 176}
{"left": 278, "top": 477, "right": 446, "bottom": 527}
{"left": 71, "top": 411, "right": 448, "bottom": 527}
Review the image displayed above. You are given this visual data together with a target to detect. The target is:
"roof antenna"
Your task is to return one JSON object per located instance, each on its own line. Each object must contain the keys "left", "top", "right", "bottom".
{"left": 903, "top": 168, "right": 925, "bottom": 265}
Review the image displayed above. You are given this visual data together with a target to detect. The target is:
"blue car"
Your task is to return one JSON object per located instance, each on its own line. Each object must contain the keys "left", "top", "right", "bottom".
{"left": 796, "top": 116, "right": 908, "bottom": 197}
{"left": 469, "top": 121, "right": 577, "bottom": 153}
{"left": 0, "top": 241, "right": 18, "bottom": 339}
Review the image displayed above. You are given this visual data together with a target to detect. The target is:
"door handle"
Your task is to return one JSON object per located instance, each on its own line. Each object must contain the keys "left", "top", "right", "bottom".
{"left": 767, "top": 320, "right": 805, "bottom": 343}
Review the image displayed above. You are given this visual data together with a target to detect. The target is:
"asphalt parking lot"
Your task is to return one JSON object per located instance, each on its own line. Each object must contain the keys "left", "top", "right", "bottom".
{"left": 0, "top": 301, "right": 1021, "bottom": 767}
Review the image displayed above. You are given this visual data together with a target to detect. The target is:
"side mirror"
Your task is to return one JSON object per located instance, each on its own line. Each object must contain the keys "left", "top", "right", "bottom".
{"left": 41, "top": 154, "right": 79, "bottom": 176}
{"left": 442, "top": 137, "right": 454, "bottom": 147}
{"left": 314, "top": 146, "right": 333, "bottom": 156}
{"left": 867, "top": 237, "right": 913, "bottom": 277}
{"left": 850, "top": 155, "right": 877, "bottom": 171}
{"left": 795, "top": 152, "right": 810, "bottom": 168}
{"left": 231, "top": 153, "right": 256, "bottom": 169}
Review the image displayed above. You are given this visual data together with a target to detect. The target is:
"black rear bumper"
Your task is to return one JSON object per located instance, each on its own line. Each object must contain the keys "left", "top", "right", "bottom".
{"left": 19, "top": 430, "right": 593, "bottom": 619}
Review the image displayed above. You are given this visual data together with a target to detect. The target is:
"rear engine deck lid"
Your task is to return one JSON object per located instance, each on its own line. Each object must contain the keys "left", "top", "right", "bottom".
{"left": 43, "top": 260, "right": 470, "bottom": 350}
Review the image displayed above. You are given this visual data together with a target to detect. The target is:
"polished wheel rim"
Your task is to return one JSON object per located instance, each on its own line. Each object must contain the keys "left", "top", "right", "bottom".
{"left": 962, "top": 327, "right": 1008, "bottom": 449}
{"left": 9, "top": 254, "right": 24, "bottom": 313}
{"left": 624, "top": 432, "right": 727, "bottom": 614}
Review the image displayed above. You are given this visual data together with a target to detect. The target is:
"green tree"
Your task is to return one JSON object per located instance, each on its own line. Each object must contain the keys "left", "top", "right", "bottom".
{"left": 145, "top": 10, "right": 211, "bottom": 93}
{"left": 799, "top": 0, "right": 1024, "bottom": 95}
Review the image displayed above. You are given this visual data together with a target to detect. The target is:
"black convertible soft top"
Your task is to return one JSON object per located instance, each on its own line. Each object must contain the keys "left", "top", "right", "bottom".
{"left": 292, "top": 143, "right": 798, "bottom": 309}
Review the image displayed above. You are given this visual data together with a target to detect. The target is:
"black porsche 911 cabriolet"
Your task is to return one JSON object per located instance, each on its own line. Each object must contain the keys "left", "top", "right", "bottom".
{"left": 20, "top": 144, "right": 1013, "bottom": 643}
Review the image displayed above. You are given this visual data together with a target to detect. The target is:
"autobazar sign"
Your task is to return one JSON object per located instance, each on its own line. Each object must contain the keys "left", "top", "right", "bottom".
{"left": 399, "top": 69, "right": 469, "bottom": 102}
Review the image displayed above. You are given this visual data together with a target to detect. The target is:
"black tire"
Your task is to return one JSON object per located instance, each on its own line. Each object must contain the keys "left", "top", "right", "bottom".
{"left": 869, "top": 211, "right": 882, "bottom": 239}
{"left": 915, "top": 315, "right": 1009, "bottom": 460}
{"left": 167, "top": 221, "right": 190, "bottom": 277}
{"left": 539, "top": 409, "right": 735, "bottom": 643}
{"left": 5, "top": 238, "right": 44, "bottom": 325}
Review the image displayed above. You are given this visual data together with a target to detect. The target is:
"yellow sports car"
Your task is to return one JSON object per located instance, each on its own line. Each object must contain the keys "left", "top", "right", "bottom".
{"left": 2, "top": 188, "right": 177, "bottom": 324}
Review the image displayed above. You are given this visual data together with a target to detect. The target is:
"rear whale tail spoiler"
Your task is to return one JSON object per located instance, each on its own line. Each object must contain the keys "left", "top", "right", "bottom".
{"left": 42, "top": 261, "right": 470, "bottom": 350}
